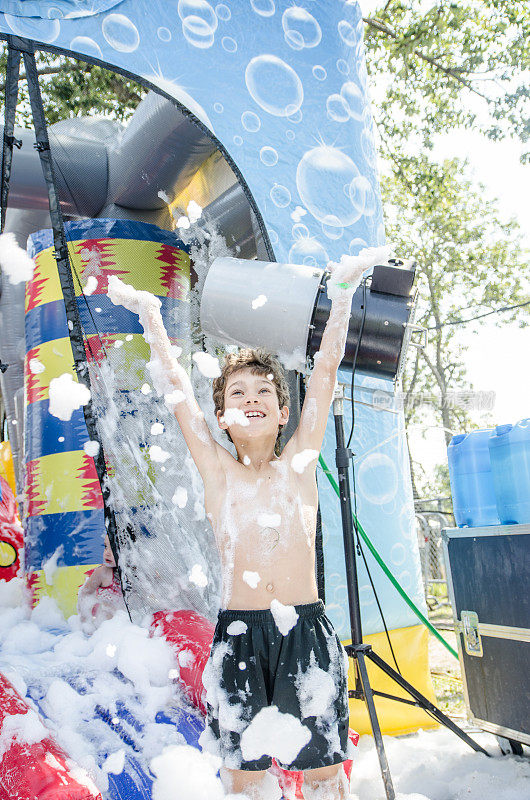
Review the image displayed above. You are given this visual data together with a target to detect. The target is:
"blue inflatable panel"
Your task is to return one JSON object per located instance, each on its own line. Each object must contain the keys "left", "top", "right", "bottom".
{"left": 26, "top": 299, "right": 69, "bottom": 350}
{"left": 25, "top": 399, "right": 89, "bottom": 462}
{"left": 28, "top": 219, "right": 190, "bottom": 255}
{"left": 25, "top": 508, "right": 105, "bottom": 569}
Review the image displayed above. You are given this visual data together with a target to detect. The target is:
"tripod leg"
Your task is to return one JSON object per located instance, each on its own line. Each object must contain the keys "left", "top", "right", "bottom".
{"left": 355, "top": 651, "right": 396, "bottom": 800}
{"left": 367, "top": 650, "right": 489, "bottom": 757}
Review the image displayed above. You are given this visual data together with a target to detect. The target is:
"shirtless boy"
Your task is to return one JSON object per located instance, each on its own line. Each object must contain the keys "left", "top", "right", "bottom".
{"left": 116, "top": 248, "right": 386, "bottom": 800}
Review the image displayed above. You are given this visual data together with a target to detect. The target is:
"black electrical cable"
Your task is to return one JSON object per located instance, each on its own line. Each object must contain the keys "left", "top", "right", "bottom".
{"left": 346, "top": 278, "right": 367, "bottom": 450}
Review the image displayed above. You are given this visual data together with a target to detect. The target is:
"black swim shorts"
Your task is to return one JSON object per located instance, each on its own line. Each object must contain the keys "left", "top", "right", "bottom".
{"left": 200, "top": 600, "right": 350, "bottom": 771}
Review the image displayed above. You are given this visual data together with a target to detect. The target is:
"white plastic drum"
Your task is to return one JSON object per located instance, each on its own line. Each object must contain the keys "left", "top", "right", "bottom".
{"left": 200, "top": 257, "right": 323, "bottom": 371}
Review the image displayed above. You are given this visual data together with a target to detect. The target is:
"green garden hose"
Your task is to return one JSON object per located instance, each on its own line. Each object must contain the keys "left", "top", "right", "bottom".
{"left": 318, "top": 454, "right": 459, "bottom": 660}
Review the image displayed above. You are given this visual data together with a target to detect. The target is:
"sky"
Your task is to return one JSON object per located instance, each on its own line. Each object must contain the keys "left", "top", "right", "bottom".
{"left": 356, "top": 1, "right": 530, "bottom": 478}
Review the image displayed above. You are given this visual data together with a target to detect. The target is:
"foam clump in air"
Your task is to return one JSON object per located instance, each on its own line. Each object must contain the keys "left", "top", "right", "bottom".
{"left": 172, "top": 487, "right": 188, "bottom": 508}
{"left": 291, "top": 449, "right": 319, "bottom": 474}
{"left": 150, "top": 744, "right": 225, "bottom": 800}
{"left": 189, "top": 564, "right": 208, "bottom": 587}
{"left": 257, "top": 512, "right": 281, "bottom": 528}
{"left": 83, "top": 276, "right": 98, "bottom": 296}
{"left": 240, "top": 706, "right": 311, "bottom": 767}
{"left": 29, "top": 358, "right": 45, "bottom": 374}
{"left": 270, "top": 599, "right": 299, "bottom": 636}
{"left": 226, "top": 620, "right": 247, "bottom": 635}
{"left": 192, "top": 351, "right": 221, "bottom": 378}
{"left": 149, "top": 445, "right": 171, "bottom": 463}
{"left": 220, "top": 408, "right": 249, "bottom": 427}
{"left": 48, "top": 373, "right": 91, "bottom": 421}
{"left": 187, "top": 200, "right": 202, "bottom": 224}
{"left": 0, "top": 232, "right": 35, "bottom": 284}
{"left": 151, "top": 423, "right": 164, "bottom": 435}
{"left": 83, "top": 440, "right": 100, "bottom": 458}
{"left": 326, "top": 245, "right": 391, "bottom": 300}
{"left": 243, "top": 570, "right": 261, "bottom": 589}
{"left": 251, "top": 294, "right": 267, "bottom": 309}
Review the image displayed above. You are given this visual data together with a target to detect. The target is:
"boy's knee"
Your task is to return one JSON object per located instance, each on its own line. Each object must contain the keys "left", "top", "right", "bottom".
{"left": 302, "top": 763, "right": 349, "bottom": 800}
{"left": 220, "top": 767, "right": 282, "bottom": 800}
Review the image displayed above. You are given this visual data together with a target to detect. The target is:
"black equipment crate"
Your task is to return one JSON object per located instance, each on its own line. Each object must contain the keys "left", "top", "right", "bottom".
{"left": 442, "top": 524, "right": 530, "bottom": 746}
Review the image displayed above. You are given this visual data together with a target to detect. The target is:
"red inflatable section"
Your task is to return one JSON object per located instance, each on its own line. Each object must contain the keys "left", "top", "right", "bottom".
{"left": 0, "top": 476, "right": 23, "bottom": 583}
{"left": 0, "top": 673, "right": 103, "bottom": 800}
{"left": 151, "top": 609, "right": 358, "bottom": 799}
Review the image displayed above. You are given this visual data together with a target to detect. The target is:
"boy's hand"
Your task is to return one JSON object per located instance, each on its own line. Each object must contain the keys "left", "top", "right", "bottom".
{"left": 327, "top": 245, "right": 391, "bottom": 300}
{"left": 286, "top": 245, "right": 391, "bottom": 459}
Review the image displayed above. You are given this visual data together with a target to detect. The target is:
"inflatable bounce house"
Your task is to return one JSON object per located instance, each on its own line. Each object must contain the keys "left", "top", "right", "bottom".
{"left": 0, "top": 1, "right": 446, "bottom": 797}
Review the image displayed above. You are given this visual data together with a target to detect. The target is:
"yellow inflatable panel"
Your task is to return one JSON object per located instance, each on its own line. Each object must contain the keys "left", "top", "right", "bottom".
{"left": 26, "top": 450, "right": 103, "bottom": 517}
{"left": 70, "top": 239, "right": 191, "bottom": 298}
{"left": 28, "top": 564, "right": 96, "bottom": 619}
{"left": 0, "top": 441, "right": 16, "bottom": 495}
{"left": 25, "top": 337, "right": 77, "bottom": 404}
{"left": 345, "top": 625, "right": 438, "bottom": 735}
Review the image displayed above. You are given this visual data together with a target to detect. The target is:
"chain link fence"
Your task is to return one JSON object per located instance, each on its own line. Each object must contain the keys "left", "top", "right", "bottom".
{"left": 415, "top": 499, "right": 454, "bottom": 612}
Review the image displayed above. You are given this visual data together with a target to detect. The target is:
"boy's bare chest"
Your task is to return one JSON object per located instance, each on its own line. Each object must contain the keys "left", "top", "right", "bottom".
{"left": 209, "top": 467, "right": 317, "bottom": 553}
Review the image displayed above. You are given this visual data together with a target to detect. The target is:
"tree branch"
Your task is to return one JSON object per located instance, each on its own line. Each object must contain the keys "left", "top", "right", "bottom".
{"left": 363, "top": 16, "right": 490, "bottom": 100}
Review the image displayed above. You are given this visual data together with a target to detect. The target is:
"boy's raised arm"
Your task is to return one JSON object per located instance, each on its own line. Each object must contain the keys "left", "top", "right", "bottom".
{"left": 107, "top": 277, "right": 222, "bottom": 481}
{"left": 287, "top": 247, "right": 390, "bottom": 457}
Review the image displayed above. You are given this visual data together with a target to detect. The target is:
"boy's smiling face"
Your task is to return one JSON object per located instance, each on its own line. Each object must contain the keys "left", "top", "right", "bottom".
{"left": 217, "top": 367, "right": 289, "bottom": 444}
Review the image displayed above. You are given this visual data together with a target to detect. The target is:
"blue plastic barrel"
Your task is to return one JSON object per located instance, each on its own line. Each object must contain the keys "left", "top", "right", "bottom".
{"left": 447, "top": 429, "right": 500, "bottom": 527}
{"left": 488, "top": 419, "right": 530, "bottom": 524}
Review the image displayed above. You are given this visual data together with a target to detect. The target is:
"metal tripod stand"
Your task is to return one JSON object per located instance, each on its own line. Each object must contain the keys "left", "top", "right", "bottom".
{"left": 332, "top": 385, "right": 488, "bottom": 800}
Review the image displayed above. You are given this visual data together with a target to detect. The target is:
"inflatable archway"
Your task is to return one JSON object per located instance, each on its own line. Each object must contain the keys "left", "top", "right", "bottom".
{"left": 0, "top": 0, "right": 435, "bottom": 745}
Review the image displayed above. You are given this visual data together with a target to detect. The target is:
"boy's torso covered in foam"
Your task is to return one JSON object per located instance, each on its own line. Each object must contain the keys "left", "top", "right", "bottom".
{"left": 204, "top": 446, "right": 319, "bottom": 610}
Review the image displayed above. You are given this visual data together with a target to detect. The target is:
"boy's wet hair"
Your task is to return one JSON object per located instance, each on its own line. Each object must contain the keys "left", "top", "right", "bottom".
{"left": 213, "top": 347, "right": 290, "bottom": 456}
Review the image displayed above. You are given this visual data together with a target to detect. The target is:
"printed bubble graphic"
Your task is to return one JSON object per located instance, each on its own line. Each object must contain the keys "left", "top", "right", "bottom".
{"left": 214, "top": 102, "right": 224, "bottom": 113}
{"left": 5, "top": 13, "right": 60, "bottom": 43}
{"left": 70, "top": 36, "right": 102, "bottom": 59}
{"left": 361, "top": 126, "right": 378, "bottom": 168}
{"left": 349, "top": 175, "right": 376, "bottom": 217}
{"left": 282, "top": 7, "right": 322, "bottom": 50}
{"left": 242, "top": 111, "right": 261, "bottom": 132}
{"left": 102, "top": 13, "right": 139, "bottom": 52}
{"left": 357, "top": 452, "right": 398, "bottom": 505}
{"left": 215, "top": 3, "right": 231, "bottom": 20}
{"left": 233, "top": 135, "right": 243, "bottom": 146}
{"left": 245, "top": 55, "right": 303, "bottom": 117}
{"left": 337, "top": 58, "right": 350, "bottom": 76}
{"left": 222, "top": 36, "right": 237, "bottom": 52}
{"left": 341, "top": 81, "right": 364, "bottom": 121}
{"left": 288, "top": 237, "right": 329, "bottom": 267}
{"left": 296, "top": 146, "right": 365, "bottom": 227}
{"left": 251, "top": 0, "right": 275, "bottom": 16}
{"left": 338, "top": 19, "right": 357, "bottom": 47}
{"left": 349, "top": 237, "right": 368, "bottom": 256}
{"left": 326, "top": 94, "right": 350, "bottom": 123}
{"left": 286, "top": 130, "right": 295, "bottom": 141}
{"left": 322, "top": 218, "right": 344, "bottom": 240}
{"left": 157, "top": 27, "right": 172, "bottom": 42}
{"left": 391, "top": 543, "right": 407, "bottom": 567}
{"left": 270, "top": 184, "right": 291, "bottom": 208}
{"left": 312, "top": 65, "right": 327, "bottom": 81}
{"left": 260, "top": 146, "right": 278, "bottom": 166}
{"left": 292, "top": 223, "right": 309, "bottom": 240}
{"left": 178, "top": 0, "right": 218, "bottom": 48}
